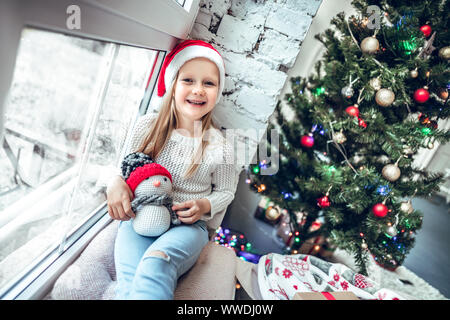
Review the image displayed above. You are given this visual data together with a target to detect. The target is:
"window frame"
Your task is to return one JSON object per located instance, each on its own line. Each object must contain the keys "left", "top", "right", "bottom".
{"left": 0, "top": 0, "right": 199, "bottom": 300}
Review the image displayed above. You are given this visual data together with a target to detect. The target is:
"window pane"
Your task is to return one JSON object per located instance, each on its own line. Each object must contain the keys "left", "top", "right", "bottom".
{"left": 0, "top": 28, "right": 158, "bottom": 289}
{"left": 175, "top": 0, "right": 186, "bottom": 7}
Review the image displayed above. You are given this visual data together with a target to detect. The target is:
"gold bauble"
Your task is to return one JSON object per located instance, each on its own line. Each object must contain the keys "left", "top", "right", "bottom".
{"left": 409, "top": 69, "right": 418, "bottom": 78}
{"left": 369, "top": 77, "right": 382, "bottom": 91}
{"left": 438, "top": 88, "right": 448, "bottom": 100}
{"left": 382, "top": 163, "right": 401, "bottom": 182}
{"left": 265, "top": 206, "right": 281, "bottom": 221}
{"left": 400, "top": 200, "right": 413, "bottom": 214}
{"left": 361, "top": 36, "right": 379, "bottom": 54}
{"left": 438, "top": 46, "right": 450, "bottom": 60}
{"left": 375, "top": 88, "right": 395, "bottom": 107}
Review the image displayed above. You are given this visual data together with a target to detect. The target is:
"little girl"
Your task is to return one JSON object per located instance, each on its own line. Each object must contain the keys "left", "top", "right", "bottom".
{"left": 106, "top": 40, "right": 241, "bottom": 299}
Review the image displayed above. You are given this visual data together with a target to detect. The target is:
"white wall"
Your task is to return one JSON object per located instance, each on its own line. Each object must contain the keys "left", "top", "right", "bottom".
{"left": 279, "top": 0, "right": 356, "bottom": 120}
{"left": 189, "top": 0, "right": 323, "bottom": 167}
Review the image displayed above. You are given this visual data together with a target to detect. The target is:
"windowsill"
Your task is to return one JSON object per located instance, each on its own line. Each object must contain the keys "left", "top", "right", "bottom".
{"left": 0, "top": 209, "right": 111, "bottom": 300}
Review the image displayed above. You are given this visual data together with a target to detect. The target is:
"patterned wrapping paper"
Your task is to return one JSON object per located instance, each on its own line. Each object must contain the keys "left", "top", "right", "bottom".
{"left": 257, "top": 253, "right": 405, "bottom": 300}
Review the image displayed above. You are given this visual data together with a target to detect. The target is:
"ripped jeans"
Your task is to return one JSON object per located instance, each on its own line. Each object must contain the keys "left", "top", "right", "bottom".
{"left": 114, "top": 219, "right": 209, "bottom": 300}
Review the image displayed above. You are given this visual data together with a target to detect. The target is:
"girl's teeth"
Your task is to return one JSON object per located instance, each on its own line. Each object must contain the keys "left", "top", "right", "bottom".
{"left": 188, "top": 100, "right": 205, "bottom": 105}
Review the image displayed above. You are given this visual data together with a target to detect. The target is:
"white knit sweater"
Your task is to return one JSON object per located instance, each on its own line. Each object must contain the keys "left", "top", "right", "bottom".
{"left": 116, "top": 112, "right": 242, "bottom": 230}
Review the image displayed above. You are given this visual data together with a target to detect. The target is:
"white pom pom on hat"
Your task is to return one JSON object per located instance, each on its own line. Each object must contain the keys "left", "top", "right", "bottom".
{"left": 156, "top": 39, "right": 226, "bottom": 105}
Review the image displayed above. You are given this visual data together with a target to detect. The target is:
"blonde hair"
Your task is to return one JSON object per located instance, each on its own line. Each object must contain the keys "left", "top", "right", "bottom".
{"left": 136, "top": 73, "right": 217, "bottom": 179}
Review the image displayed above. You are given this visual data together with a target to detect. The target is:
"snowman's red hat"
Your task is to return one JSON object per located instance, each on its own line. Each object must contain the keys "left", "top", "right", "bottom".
{"left": 126, "top": 163, "right": 172, "bottom": 194}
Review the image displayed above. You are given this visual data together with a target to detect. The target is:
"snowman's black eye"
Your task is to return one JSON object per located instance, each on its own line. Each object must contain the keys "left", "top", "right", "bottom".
{"left": 163, "top": 177, "right": 167, "bottom": 181}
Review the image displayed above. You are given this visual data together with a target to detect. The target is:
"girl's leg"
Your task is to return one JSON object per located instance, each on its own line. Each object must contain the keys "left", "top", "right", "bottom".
{"left": 128, "top": 220, "right": 209, "bottom": 300}
{"left": 113, "top": 220, "right": 156, "bottom": 299}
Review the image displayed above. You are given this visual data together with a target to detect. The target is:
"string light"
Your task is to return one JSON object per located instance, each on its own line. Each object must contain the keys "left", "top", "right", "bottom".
{"left": 252, "top": 165, "right": 260, "bottom": 174}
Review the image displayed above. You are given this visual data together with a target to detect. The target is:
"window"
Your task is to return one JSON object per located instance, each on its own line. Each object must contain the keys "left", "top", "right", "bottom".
{"left": 0, "top": 0, "right": 201, "bottom": 300}
{"left": 175, "top": 0, "right": 186, "bottom": 7}
{"left": 0, "top": 27, "right": 159, "bottom": 295}
{"left": 175, "top": 0, "right": 195, "bottom": 12}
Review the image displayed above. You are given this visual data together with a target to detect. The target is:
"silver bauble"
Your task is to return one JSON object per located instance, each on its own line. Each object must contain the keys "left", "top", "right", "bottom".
{"left": 402, "top": 145, "right": 414, "bottom": 156}
{"left": 382, "top": 163, "right": 401, "bottom": 182}
{"left": 375, "top": 88, "right": 395, "bottom": 107}
{"left": 333, "top": 131, "right": 347, "bottom": 144}
{"left": 341, "top": 86, "right": 354, "bottom": 98}
{"left": 369, "top": 78, "right": 382, "bottom": 91}
{"left": 361, "top": 36, "right": 379, "bottom": 54}
{"left": 427, "top": 142, "right": 434, "bottom": 149}
{"left": 361, "top": 242, "right": 368, "bottom": 250}
{"left": 386, "top": 226, "right": 398, "bottom": 237}
{"left": 400, "top": 200, "right": 413, "bottom": 214}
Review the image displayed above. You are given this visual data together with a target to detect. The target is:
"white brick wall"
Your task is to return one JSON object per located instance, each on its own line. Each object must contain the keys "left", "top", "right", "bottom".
{"left": 189, "top": 0, "right": 322, "bottom": 164}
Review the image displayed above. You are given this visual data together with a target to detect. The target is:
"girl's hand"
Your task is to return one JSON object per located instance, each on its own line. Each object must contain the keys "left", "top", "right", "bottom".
{"left": 172, "top": 199, "right": 211, "bottom": 224}
{"left": 106, "top": 175, "right": 136, "bottom": 221}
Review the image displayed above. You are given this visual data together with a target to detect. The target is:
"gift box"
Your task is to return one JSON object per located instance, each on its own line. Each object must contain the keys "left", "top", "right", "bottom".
{"left": 298, "top": 236, "right": 325, "bottom": 255}
{"left": 293, "top": 292, "right": 359, "bottom": 300}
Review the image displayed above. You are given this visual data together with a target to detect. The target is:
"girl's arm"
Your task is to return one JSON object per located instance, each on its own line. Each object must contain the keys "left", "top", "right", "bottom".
{"left": 203, "top": 160, "right": 240, "bottom": 220}
{"left": 105, "top": 113, "right": 158, "bottom": 220}
{"left": 173, "top": 138, "right": 242, "bottom": 224}
{"left": 202, "top": 137, "right": 242, "bottom": 221}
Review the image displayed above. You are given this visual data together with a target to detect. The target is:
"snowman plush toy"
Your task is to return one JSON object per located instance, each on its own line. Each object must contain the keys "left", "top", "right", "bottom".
{"left": 121, "top": 152, "right": 180, "bottom": 237}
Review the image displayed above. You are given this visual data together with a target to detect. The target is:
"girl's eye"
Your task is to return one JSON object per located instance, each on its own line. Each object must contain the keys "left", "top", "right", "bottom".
{"left": 205, "top": 81, "right": 215, "bottom": 86}
{"left": 182, "top": 79, "right": 193, "bottom": 83}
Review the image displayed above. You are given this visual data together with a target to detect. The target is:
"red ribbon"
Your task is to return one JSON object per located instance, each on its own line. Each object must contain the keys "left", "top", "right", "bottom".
{"left": 307, "top": 236, "right": 323, "bottom": 254}
{"left": 321, "top": 292, "right": 336, "bottom": 300}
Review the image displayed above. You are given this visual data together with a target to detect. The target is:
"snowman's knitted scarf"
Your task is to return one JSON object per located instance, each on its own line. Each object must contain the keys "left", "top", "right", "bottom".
{"left": 131, "top": 194, "right": 181, "bottom": 225}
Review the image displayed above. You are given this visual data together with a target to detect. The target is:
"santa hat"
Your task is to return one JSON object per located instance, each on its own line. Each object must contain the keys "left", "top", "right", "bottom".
{"left": 121, "top": 152, "right": 172, "bottom": 194}
{"left": 157, "top": 39, "right": 225, "bottom": 104}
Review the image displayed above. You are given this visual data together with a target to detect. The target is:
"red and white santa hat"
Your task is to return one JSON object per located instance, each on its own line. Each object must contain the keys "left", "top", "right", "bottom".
{"left": 156, "top": 39, "right": 226, "bottom": 105}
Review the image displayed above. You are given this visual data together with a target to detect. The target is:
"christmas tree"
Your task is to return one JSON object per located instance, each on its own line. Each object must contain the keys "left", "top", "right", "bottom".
{"left": 247, "top": 0, "right": 450, "bottom": 274}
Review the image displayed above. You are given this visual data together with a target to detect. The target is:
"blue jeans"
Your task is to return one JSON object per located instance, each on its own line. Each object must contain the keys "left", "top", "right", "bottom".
{"left": 114, "top": 219, "right": 209, "bottom": 300}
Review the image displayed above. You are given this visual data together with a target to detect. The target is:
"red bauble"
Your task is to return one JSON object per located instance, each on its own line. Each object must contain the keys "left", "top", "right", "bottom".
{"left": 317, "top": 196, "right": 330, "bottom": 208}
{"left": 345, "top": 105, "right": 360, "bottom": 117}
{"left": 300, "top": 134, "right": 314, "bottom": 148}
{"left": 372, "top": 203, "right": 388, "bottom": 218}
{"left": 419, "top": 24, "right": 432, "bottom": 37}
{"left": 413, "top": 88, "right": 430, "bottom": 103}
{"left": 358, "top": 117, "right": 367, "bottom": 128}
